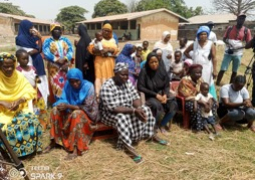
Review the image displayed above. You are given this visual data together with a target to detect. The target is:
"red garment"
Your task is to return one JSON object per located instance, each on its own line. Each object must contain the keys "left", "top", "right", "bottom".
{"left": 50, "top": 108, "right": 94, "bottom": 154}
{"left": 224, "top": 25, "right": 252, "bottom": 42}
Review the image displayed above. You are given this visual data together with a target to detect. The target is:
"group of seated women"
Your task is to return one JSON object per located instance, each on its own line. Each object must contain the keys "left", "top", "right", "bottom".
{"left": 1, "top": 23, "right": 255, "bottom": 167}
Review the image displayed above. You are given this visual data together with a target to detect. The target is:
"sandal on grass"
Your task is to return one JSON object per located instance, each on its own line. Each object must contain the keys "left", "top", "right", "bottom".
{"left": 133, "top": 155, "right": 144, "bottom": 164}
{"left": 152, "top": 135, "right": 169, "bottom": 146}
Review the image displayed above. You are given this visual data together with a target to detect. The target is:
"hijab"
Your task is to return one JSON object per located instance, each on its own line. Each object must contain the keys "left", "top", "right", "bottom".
{"left": 0, "top": 52, "right": 36, "bottom": 129}
{"left": 102, "top": 23, "right": 113, "bottom": 39}
{"left": 75, "top": 24, "right": 92, "bottom": 73}
{"left": 196, "top": 26, "right": 210, "bottom": 40}
{"left": 15, "top": 20, "right": 45, "bottom": 76}
{"left": 53, "top": 68, "right": 93, "bottom": 106}
{"left": 15, "top": 20, "right": 39, "bottom": 50}
{"left": 116, "top": 44, "right": 135, "bottom": 73}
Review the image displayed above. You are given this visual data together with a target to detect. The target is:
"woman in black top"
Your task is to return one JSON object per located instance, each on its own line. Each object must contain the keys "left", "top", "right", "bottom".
{"left": 138, "top": 52, "right": 178, "bottom": 134}
{"left": 75, "top": 24, "right": 95, "bottom": 83}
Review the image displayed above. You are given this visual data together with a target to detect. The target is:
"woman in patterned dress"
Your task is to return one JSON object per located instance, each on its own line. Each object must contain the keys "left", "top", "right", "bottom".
{"left": 178, "top": 64, "right": 217, "bottom": 131}
{"left": 42, "top": 23, "right": 73, "bottom": 101}
{"left": 99, "top": 62, "right": 168, "bottom": 164}
{"left": 0, "top": 52, "right": 43, "bottom": 157}
{"left": 44, "top": 68, "right": 98, "bottom": 160}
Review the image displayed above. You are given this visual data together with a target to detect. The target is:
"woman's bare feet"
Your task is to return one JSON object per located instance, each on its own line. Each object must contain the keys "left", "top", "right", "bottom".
{"left": 43, "top": 140, "right": 56, "bottom": 154}
{"left": 65, "top": 147, "right": 78, "bottom": 161}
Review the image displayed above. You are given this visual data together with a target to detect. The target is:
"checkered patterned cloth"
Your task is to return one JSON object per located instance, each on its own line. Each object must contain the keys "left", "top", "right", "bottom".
{"left": 99, "top": 78, "right": 155, "bottom": 148}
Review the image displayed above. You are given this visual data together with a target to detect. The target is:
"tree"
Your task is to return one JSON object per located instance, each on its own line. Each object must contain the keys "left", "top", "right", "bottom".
{"left": 211, "top": 0, "right": 255, "bottom": 16}
{"left": 135, "top": 0, "right": 170, "bottom": 12}
{"left": 0, "top": 2, "right": 33, "bottom": 17}
{"left": 126, "top": 0, "right": 138, "bottom": 12}
{"left": 56, "top": 6, "right": 88, "bottom": 33}
{"left": 92, "top": 0, "right": 128, "bottom": 18}
{"left": 134, "top": 0, "right": 203, "bottom": 18}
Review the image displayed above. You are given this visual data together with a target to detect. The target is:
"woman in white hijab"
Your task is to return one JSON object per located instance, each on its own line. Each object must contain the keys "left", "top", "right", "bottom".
{"left": 153, "top": 31, "right": 173, "bottom": 78}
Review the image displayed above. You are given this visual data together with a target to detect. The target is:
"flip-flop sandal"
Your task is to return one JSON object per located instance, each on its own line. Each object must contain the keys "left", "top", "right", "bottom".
{"left": 157, "top": 139, "right": 169, "bottom": 146}
{"left": 133, "top": 155, "right": 144, "bottom": 164}
{"left": 152, "top": 136, "right": 170, "bottom": 146}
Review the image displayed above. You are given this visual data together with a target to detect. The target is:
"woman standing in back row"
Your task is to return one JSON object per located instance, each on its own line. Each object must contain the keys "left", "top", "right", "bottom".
{"left": 88, "top": 23, "right": 118, "bottom": 98}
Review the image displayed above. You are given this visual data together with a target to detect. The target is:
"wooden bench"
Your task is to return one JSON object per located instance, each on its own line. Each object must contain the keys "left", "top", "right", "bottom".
{"left": 92, "top": 123, "right": 117, "bottom": 140}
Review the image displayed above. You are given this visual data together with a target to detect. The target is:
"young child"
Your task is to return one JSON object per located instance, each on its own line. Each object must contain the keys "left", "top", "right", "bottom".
{"left": 16, "top": 49, "right": 48, "bottom": 130}
{"left": 171, "top": 50, "right": 184, "bottom": 81}
{"left": 16, "top": 49, "right": 40, "bottom": 89}
{"left": 141, "top": 40, "right": 151, "bottom": 61}
{"left": 194, "top": 82, "right": 218, "bottom": 140}
{"left": 182, "top": 59, "right": 193, "bottom": 77}
{"left": 90, "top": 31, "right": 105, "bottom": 56}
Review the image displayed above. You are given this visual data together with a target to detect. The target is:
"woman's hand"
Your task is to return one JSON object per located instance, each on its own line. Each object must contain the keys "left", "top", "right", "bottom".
{"left": 83, "top": 62, "right": 89, "bottom": 70}
{"left": 57, "top": 103, "right": 68, "bottom": 111}
{"left": 1, "top": 101, "right": 13, "bottom": 110}
{"left": 60, "top": 63, "right": 69, "bottom": 72}
{"left": 74, "top": 40, "right": 78, "bottom": 47}
{"left": 244, "top": 100, "right": 253, "bottom": 108}
{"left": 135, "top": 108, "right": 147, "bottom": 122}
{"left": 156, "top": 94, "right": 164, "bottom": 102}
{"left": 56, "top": 58, "right": 67, "bottom": 65}
{"left": 212, "top": 70, "right": 217, "bottom": 79}
{"left": 161, "top": 95, "right": 167, "bottom": 104}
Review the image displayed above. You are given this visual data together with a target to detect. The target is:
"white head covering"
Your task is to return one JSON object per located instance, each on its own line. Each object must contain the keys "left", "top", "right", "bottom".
{"left": 135, "top": 43, "right": 143, "bottom": 49}
{"left": 161, "top": 31, "right": 171, "bottom": 42}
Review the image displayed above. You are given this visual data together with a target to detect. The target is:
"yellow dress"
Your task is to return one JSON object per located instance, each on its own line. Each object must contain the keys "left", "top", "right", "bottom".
{"left": 88, "top": 38, "right": 118, "bottom": 96}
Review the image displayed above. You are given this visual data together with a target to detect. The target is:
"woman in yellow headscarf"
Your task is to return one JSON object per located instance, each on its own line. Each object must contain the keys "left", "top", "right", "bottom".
{"left": 88, "top": 23, "right": 118, "bottom": 98}
{"left": 0, "top": 52, "right": 43, "bottom": 157}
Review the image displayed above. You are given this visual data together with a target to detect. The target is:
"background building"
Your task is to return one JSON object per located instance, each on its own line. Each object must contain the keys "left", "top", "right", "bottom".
{"left": 77, "top": 8, "right": 188, "bottom": 41}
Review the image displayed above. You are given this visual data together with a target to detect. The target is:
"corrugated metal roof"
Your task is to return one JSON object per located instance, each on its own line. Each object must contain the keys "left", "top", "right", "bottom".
{"left": 77, "top": 8, "right": 189, "bottom": 23}
{"left": 188, "top": 13, "right": 237, "bottom": 24}
{"left": 0, "top": 13, "right": 53, "bottom": 25}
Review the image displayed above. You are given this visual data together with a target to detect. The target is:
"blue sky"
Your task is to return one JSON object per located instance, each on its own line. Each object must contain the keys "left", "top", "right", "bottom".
{"left": 8, "top": 0, "right": 210, "bottom": 20}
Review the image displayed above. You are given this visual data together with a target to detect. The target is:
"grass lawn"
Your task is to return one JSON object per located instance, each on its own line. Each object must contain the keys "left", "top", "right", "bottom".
{"left": 4, "top": 38, "right": 255, "bottom": 180}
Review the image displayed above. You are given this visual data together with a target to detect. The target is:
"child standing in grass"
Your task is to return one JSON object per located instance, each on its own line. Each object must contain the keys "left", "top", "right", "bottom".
{"left": 194, "top": 82, "right": 218, "bottom": 140}
{"left": 141, "top": 40, "right": 151, "bottom": 61}
{"left": 171, "top": 50, "right": 184, "bottom": 81}
{"left": 16, "top": 49, "right": 48, "bottom": 130}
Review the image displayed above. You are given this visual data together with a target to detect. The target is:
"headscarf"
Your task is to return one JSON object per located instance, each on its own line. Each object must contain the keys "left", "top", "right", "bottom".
{"left": 15, "top": 20, "right": 46, "bottom": 76}
{"left": 53, "top": 68, "right": 93, "bottom": 106}
{"left": 75, "top": 24, "right": 92, "bottom": 73}
{"left": 102, "top": 23, "right": 113, "bottom": 38}
{"left": 135, "top": 43, "right": 143, "bottom": 49}
{"left": 196, "top": 26, "right": 210, "bottom": 40}
{"left": 114, "top": 62, "right": 129, "bottom": 73}
{"left": 0, "top": 52, "right": 36, "bottom": 129}
{"left": 161, "top": 31, "right": 171, "bottom": 43}
{"left": 184, "top": 59, "right": 193, "bottom": 67}
{"left": 50, "top": 23, "right": 61, "bottom": 32}
{"left": 15, "top": 20, "right": 39, "bottom": 49}
{"left": 116, "top": 44, "right": 135, "bottom": 73}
